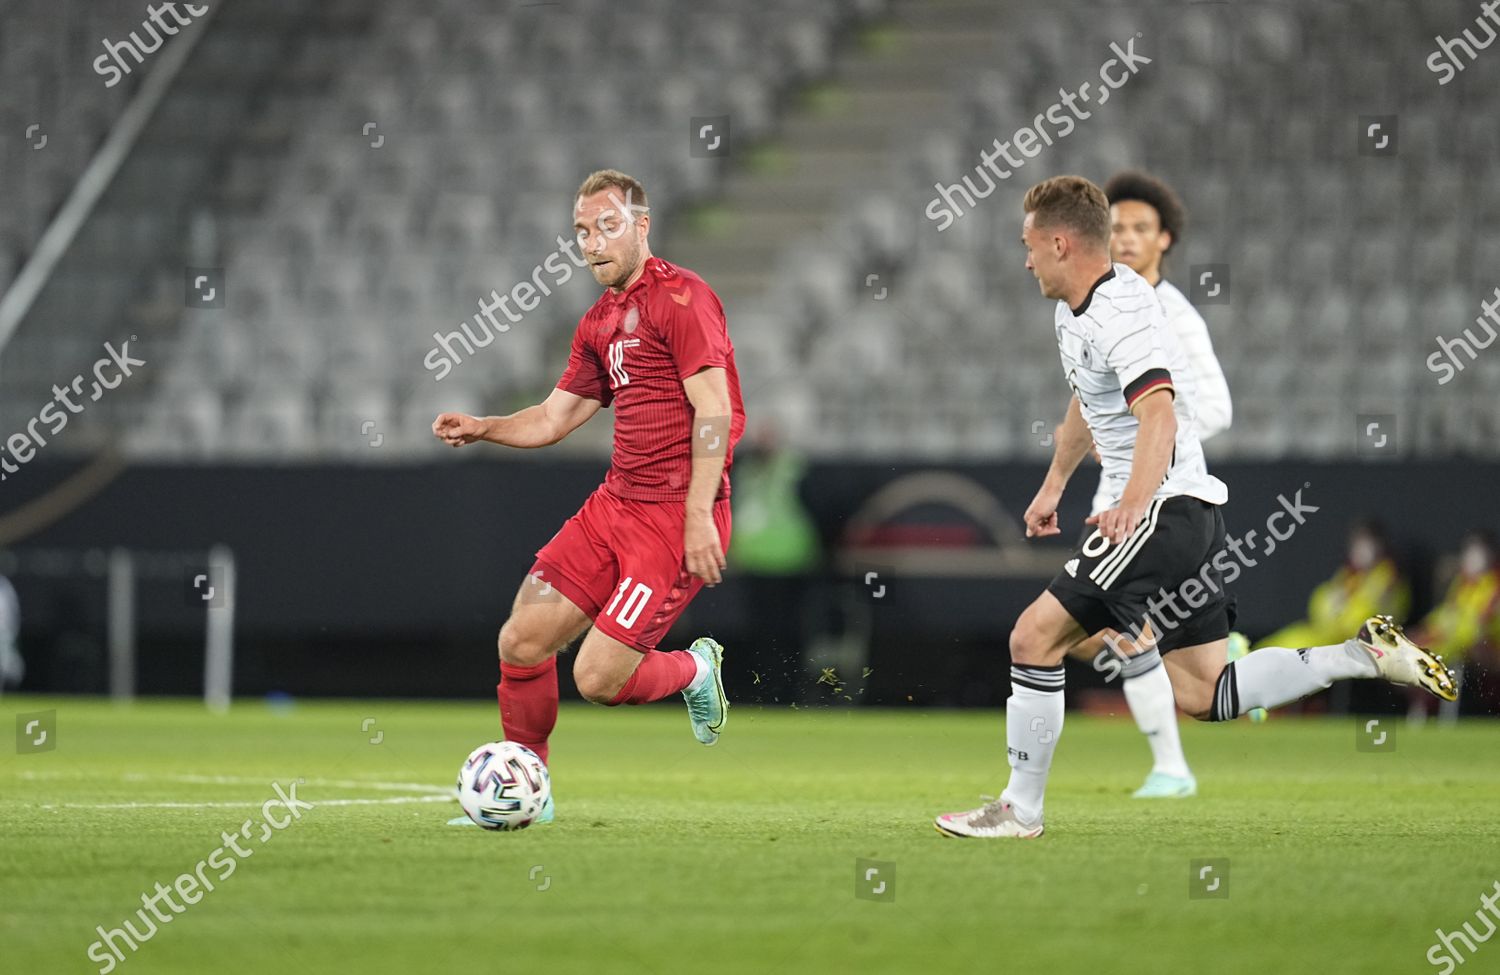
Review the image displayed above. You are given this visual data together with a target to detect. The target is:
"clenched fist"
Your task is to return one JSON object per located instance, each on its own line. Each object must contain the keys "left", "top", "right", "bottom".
{"left": 432, "top": 412, "right": 489, "bottom": 447}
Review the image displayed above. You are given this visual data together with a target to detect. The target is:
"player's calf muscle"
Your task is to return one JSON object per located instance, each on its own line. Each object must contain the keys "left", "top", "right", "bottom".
{"left": 1065, "top": 632, "right": 1109, "bottom": 661}
{"left": 571, "top": 633, "right": 645, "bottom": 703}
{"left": 571, "top": 662, "right": 626, "bottom": 704}
{"left": 1174, "top": 687, "right": 1214, "bottom": 721}
{"left": 1163, "top": 649, "right": 1222, "bottom": 719}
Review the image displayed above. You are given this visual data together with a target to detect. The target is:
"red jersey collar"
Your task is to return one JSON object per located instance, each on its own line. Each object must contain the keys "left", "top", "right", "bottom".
{"left": 608, "top": 257, "right": 666, "bottom": 303}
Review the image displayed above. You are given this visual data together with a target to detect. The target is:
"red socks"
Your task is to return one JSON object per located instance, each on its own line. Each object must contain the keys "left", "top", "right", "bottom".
{"left": 607, "top": 650, "right": 698, "bottom": 706}
{"left": 497, "top": 658, "right": 558, "bottom": 765}
{"left": 498, "top": 651, "right": 698, "bottom": 761}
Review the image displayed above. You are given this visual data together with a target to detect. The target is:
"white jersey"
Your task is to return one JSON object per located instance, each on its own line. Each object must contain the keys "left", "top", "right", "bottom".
{"left": 0, "top": 576, "right": 17, "bottom": 643}
{"left": 1089, "top": 275, "right": 1232, "bottom": 514}
{"left": 0, "top": 576, "right": 20, "bottom": 688}
{"left": 1055, "top": 263, "right": 1227, "bottom": 510}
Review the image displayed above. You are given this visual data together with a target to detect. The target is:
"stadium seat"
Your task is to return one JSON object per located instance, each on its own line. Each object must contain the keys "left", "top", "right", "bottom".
{"left": 7, "top": 0, "right": 1491, "bottom": 462}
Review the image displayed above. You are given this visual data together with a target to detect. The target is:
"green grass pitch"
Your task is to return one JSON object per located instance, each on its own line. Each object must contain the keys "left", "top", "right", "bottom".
{"left": 3, "top": 695, "right": 1498, "bottom": 974}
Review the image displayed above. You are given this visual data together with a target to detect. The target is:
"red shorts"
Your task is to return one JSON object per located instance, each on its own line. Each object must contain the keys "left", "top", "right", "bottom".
{"left": 531, "top": 486, "right": 732, "bottom": 652}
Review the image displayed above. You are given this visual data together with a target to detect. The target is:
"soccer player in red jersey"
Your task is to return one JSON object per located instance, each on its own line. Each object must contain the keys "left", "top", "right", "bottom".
{"left": 433, "top": 170, "right": 745, "bottom": 823}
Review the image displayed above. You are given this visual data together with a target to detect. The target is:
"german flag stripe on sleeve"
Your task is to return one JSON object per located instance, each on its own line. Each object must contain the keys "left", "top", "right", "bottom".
{"left": 1124, "top": 368, "right": 1175, "bottom": 408}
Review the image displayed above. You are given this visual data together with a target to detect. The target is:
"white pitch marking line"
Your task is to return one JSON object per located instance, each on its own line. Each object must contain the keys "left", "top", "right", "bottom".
{"left": 41, "top": 795, "right": 453, "bottom": 810}
{"left": 21, "top": 770, "right": 449, "bottom": 794}
{"left": 24, "top": 770, "right": 453, "bottom": 809}
{"left": 128, "top": 773, "right": 451, "bottom": 794}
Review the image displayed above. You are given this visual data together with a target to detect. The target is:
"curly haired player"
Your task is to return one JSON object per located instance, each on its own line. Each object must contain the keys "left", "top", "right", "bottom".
{"left": 934, "top": 176, "right": 1456, "bottom": 839}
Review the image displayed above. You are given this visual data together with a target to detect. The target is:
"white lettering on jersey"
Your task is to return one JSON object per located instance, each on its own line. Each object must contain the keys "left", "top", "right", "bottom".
{"left": 607, "top": 338, "right": 640, "bottom": 389}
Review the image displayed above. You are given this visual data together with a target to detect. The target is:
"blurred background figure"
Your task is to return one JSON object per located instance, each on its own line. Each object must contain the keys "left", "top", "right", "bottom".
{"left": 1406, "top": 530, "right": 1500, "bottom": 724}
{"left": 729, "top": 422, "right": 821, "bottom": 703}
{"left": 1256, "top": 519, "right": 1411, "bottom": 652}
{"left": 0, "top": 569, "right": 22, "bottom": 696}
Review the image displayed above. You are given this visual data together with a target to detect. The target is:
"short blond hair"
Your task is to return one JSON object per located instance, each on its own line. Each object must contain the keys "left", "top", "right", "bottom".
{"left": 1023, "top": 175, "right": 1110, "bottom": 247}
{"left": 575, "top": 169, "right": 649, "bottom": 211}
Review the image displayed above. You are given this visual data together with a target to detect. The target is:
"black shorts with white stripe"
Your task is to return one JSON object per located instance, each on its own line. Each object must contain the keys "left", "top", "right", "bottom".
{"left": 1047, "top": 495, "right": 1236, "bottom": 654}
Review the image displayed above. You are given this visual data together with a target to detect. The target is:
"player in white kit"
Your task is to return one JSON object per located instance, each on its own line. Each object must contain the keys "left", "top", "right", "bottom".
{"left": 1065, "top": 171, "right": 1234, "bottom": 800}
{"left": 934, "top": 176, "right": 1457, "bottom": 839}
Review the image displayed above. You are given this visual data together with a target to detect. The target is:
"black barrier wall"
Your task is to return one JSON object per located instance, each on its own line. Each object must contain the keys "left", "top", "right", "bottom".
{"left": 4, "top": 458, "right": 1496, "bottom": 708}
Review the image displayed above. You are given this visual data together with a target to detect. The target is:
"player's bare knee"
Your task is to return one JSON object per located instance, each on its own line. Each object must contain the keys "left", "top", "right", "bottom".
{"left": 497, "top": 619, "right": 552, "bottom": 667}
{"left": 1008, "top": 626, "right": 1038, "bottom": 663}
{"left": 1009, "top": 623, "right": 1062, "bottom": 667}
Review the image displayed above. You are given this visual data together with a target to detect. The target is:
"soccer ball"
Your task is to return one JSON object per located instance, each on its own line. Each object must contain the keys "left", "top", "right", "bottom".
{"left": 456, "top": 741, "right": 550, "bottom": 830}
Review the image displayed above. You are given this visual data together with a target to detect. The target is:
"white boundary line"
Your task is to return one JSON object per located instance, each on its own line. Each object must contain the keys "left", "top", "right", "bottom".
{"left": 127, "top": 773, "right": 450, "bottom": 793}
{"left": 43, "top": 795, "right": 452, "bottom": 810}
{"left": 22, "top": 770, "right": 450, "bottom": 792}
{"left": 21, "top": 770, "right": 454, "bottom": 810}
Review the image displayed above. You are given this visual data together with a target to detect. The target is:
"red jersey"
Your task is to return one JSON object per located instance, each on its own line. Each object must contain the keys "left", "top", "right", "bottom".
{"left": 556, "top": 257, "right": 746, "bottom": 502}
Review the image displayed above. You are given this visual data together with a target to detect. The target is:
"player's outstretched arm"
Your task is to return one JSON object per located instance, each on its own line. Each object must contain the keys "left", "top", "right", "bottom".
{"left": 432, "top": 388, "right": 601, "bottom": 449}
{"left": 1025, "top": 395, "right": 1093, "bottom": 538}
{"left": 681, "top": 367, "right": 731, "bottom": 585}
{"left": 1090, "top": 387, "right": 1176, "bottom": 543}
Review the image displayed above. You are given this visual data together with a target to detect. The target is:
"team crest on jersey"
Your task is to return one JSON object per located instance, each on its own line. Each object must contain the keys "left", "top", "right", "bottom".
{"left": 622, "top": 306, "right": 639, "bottom": 333}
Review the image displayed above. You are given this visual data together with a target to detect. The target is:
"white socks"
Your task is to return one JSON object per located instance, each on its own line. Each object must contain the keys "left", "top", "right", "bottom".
{"left": 1121, "top": 650, "right": 1191, "bottom": 779}
{"left": 1001, "top": 665, "right": 1064, "bottom": 821}
{"left": 686, "top": 651, "right": 711, "bottom": 692}
{"left": 1228, "top": 641, "right": 1377, "bottom": 716}
{"left": 996, "top": 642, "right": 1378, "bottom": 812}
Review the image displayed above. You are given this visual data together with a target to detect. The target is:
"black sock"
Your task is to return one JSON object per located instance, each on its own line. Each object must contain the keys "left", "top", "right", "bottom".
{"left": 1210, "top": 662, "right": 1240, "bottom": 722}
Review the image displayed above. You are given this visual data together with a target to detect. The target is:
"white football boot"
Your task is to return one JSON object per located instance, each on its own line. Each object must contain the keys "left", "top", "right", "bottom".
{"left": 934, "top": 797, "right": 1044, "bottom": 839}
{"left": 1354, "top": 615, "right": 1458, "bottom": 702}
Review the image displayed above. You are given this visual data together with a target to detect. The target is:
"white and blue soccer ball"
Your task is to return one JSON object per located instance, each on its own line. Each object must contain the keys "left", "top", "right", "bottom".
{"left": 456, "top": 741, "right": 550, "bottom": 830}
